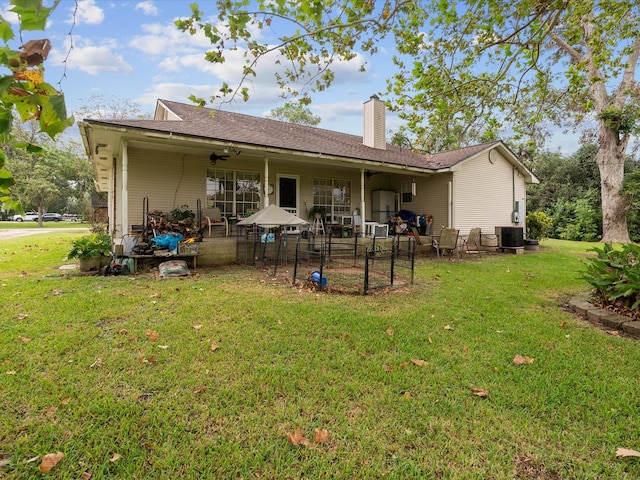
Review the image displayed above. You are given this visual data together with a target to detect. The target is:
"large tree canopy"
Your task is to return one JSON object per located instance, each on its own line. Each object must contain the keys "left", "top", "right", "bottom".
{"left": 178, "top": 0, "right": 640, "bottom": 242}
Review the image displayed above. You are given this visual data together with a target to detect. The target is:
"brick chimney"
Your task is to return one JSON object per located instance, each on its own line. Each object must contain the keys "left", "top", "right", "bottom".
{"left": 363, "top": 95, "right": 386, "bottom": 150}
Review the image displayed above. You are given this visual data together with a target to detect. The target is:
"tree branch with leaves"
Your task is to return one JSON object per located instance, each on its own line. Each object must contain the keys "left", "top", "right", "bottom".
{"left": 0, "top": 0, "right": 74, "bottom": 214}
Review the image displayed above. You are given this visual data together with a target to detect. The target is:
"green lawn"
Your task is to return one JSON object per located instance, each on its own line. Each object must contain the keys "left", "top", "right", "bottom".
{"left": 1, "top": 233, "right": 639, "bottom": 479}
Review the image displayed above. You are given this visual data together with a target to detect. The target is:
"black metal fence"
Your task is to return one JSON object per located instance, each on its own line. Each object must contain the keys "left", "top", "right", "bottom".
{"left": 292, "top": 232, "right": 415, "bottom": 294}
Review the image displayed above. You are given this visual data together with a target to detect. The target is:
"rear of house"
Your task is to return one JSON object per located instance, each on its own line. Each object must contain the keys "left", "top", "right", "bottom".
{"left": 79, "top": 97, "right": 538, "bottom": 265}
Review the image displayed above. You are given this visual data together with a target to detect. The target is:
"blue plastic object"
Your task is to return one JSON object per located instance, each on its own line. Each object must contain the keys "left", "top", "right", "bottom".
{"left": 310, "top": 270, "right": 327, "bottom": 287}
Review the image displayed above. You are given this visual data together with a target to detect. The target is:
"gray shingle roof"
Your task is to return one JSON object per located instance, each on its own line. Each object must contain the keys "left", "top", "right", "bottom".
{"left": 83, "top": 99, "right": 504, "bottom": 172}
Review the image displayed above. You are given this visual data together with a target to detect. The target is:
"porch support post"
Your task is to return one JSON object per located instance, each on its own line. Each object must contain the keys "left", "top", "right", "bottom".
{"left": 264, "top": 157, "right": 270, "bottom": 208}
{"left": 109, "top": 158, "right": 116, "bottom": 236}
{"left": 360, "top": 168, "right": 366, "bottom": 233}
{"left": 121, "top": 141, "right": 129, "bottom": 238}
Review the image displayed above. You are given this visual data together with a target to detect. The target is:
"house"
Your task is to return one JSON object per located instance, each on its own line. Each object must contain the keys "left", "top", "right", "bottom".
{"left": 79, "top": 96, "right": 539, "bottom": 265}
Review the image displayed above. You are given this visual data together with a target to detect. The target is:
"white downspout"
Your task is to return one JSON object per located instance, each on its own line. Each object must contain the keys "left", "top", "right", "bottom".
{"left": 264, "top": 157, "right": 270, "bottom": 208}
{"left": 448, "top": 180, "right": 452, "bottom": 227}
{"left": 121, "top": 141, "right": 129, "bottom": 238}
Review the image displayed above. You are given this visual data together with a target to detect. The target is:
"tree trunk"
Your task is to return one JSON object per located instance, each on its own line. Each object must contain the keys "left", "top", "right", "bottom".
{"left": 597, "top": 125, "right": 630, "bottom": 243}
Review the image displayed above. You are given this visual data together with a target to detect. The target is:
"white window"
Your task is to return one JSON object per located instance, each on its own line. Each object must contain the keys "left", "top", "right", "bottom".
{"left": 206, "top": 168, "right": 261, "bottom": 216}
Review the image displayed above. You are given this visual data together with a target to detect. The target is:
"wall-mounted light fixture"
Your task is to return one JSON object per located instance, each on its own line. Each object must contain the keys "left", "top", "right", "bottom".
{"left": 411, "top": 177, "right": 417, "bottom": 196}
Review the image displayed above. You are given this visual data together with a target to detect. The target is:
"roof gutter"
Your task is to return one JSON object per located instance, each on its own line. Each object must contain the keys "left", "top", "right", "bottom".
{"left": 84, "top": 122, "right": 441, "bottom": 175}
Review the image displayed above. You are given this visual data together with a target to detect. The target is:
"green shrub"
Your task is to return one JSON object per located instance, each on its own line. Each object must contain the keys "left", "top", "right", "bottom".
{"left": 582, "top": 243, "right": 640, "bottom": 309}
{"left": 525, "top": 211, "right": 553, "bottom": 240}
{"left": 67, "top": 233, "right": 112, "bottom": 259}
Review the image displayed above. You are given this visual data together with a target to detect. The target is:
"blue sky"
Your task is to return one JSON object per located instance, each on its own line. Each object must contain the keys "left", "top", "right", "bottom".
{"left": 3, "top": 0, "right": 578, "bottom": 153}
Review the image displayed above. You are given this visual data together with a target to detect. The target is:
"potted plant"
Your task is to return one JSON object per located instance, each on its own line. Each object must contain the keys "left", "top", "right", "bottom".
{"left": 67, "top": 233, "right": 113, "bottom": 272}
{"left": 525, "top": 211, "right": 553, "bottom": 250}
{"left": 307, "top": 205, "right": 327, "bottom": 221}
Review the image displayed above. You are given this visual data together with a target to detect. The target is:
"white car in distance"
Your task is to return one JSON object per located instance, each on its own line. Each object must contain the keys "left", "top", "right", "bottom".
{"left": 12, "top": 212, "right": 38, "bottom": 221}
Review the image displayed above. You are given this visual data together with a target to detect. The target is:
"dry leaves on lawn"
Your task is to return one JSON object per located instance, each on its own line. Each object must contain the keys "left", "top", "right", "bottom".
{"left": 411, "top": 358, "right": 428, "bottom": 366}
{"left": 616, "top": 447, "right": 640, "bottom": 458}
{"left": 39, "top": 452, "right": 64, "bottom": 473}
{"left": 471, "top": 388, "right": 489, "bottom": 397}
{"left": 513, "top": 354, "right": 535, "bottom": 365}
{"left": 385, "top": 328, "right": 394, "bottom": 336}
{"left": 110, "top": 453, "right": 121, "bottom": 462}
{"left": 287, "top": 428, "right": 330, "bottom": 448}
{"left": 314, "top": 428, "right": 330, "bottom": 444}
{"left": 145, "top": 329, "right": 159, "bottom": 342}
{"left": 286, "top": 428, "right": 313, "bottom": 447}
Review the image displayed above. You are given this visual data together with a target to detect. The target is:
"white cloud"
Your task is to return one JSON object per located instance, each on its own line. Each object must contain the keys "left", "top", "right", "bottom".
{"left": 135, "top": 1, "right": 159, "bottom": 16}
{"left": 72, "top": 0, "right": 104, "bottom": 25}
{"left": 129, "top": 22, "right": 211, "bottom": 56}
{"left": 50, "top": 37, "right": 132, "bottom": 75}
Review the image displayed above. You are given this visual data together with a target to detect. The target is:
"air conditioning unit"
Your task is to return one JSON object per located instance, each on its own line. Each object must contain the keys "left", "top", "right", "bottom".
{"left": 373, "top": 224, "right": 389, "bottom": 238}
{"left": 495, "top": 226, "right": 524, "bottom": 248}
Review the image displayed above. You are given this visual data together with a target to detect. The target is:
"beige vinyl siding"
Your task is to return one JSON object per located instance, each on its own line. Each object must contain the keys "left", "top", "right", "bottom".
{"left": 116, "top": 149, "right": 366, "bottom": 233}
{"left": 452, "top": 150, "right": 527, "bottom": 236}
{"left": 125, "top": 149, "right": 208, "bottom": 230}
{"left": 422, "top": 173, "right": 453, "bottom": 231}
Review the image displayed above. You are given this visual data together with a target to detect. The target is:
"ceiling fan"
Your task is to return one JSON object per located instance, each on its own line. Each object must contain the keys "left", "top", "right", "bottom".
{"left": 209, "top": 152, "right": 230, "bottom": 165}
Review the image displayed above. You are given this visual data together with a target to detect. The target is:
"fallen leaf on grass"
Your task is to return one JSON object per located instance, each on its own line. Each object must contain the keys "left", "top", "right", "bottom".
{"left": 385, "top": 328, "right": 394, "bottom": 336}
{"left": 39, "top": 452, "right": 64, "bottom": 473}
{"left": 359, "top": 352, "right": 367, "bottom": 359}
{"left": 411, "top": 358, "right": 428, "bottom": 366}
{"left": 607, "top": 330, "right": 620, "bottom": 336}
{"left": 383, "top": 365, "right": 394, "bottom": 372}
{"left": 16, "top": 314, "right": 28, "bottom": 320}
{"left": 192, "top": 324, "right": 202, "bottom": 330}
{"left": 45, "top": 406, "right": 58, "bottom": 416}
{"left": 118, "top": 329, "right": 129, "bottom": 335}
{"left": 428, "top": 335, "right": 433, "bottom": 344}
{"left": 80, "top": 472, "right": 92, "bottom": 479}
{"left": 314, "top": 428, "right": 329, "bottom": 444}
{"left": 18, "top": 336, "right": 31, "bottom": 343}
{"left": 89, "top": 358, "right": 103, "bottom": 368}
{"left": 110, "top": 453, "right": 121, "bottom": 462}
{"left": 51, "top": 290, "right": 63, "bottom": 296}
{"left": 193, "top": 386, "right": 207, "bottom": 393}
{"left": 444, "top": 325, "right": 453, "bottom": 330}
{"left": 145, "top": 329, "right": 159, "bottom": 342}
{"left": 616, "top": 447, "right": 640, "bottom": 458}
{"left": 513, "top": 354, "right": 535, "bottom": 365}
{"left": 6, "top": 371, "right": 16, "bottom": 375}
{"left": 0, "top": 454, "right": 11, "bottom": 467}
{"left": 471, "top": 388, "right": 489, "bottom": 397}
{"left": 211, "top": 342, "right": 220, "bottom": 352}
{"left": 286, "top": 428, "right": 312, "bottom": 447}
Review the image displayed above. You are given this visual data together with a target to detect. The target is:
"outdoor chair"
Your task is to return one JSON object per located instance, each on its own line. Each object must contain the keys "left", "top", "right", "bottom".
{"left": 201, "top": 207, "right": 229, "bottom": 237}
{"left": 462, "top": 228, "right": 482, "bottom": 258}
{"left": 433, "top": 227, "right": 460, "bottom": 261}
{"left": 410, "top": 227, "right": 434, "bottom": 256}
